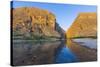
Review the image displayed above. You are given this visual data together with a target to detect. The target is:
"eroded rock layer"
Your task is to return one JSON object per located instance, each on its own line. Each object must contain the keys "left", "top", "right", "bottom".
{"left": 67, "top": 13, "right": 97, "bottom": 38}
{"left": 12, "top": 7, "right": 65, "bottom": 39}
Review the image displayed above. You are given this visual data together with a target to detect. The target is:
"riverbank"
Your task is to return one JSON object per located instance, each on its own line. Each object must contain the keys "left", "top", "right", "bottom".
{"left": 67, "top": 39, "right": 97, "bottom": 62}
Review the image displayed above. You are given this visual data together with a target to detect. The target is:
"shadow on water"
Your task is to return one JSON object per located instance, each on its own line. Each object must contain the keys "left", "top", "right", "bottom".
{"left": 12, "top": 39, "right": 78, "bottom": 66}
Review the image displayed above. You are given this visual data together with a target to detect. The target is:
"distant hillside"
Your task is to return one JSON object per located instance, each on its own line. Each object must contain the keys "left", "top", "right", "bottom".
{"left": 66, "top": 13, "right": 97, "bottom": 38}
{"left": 12, "top": 7, "right": 65, "bottom": 40}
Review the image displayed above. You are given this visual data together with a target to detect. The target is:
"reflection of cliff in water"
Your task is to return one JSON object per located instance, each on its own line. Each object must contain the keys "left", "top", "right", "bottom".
{"left": 67, "top": 38, "right": 97, "bottom": 62}
{"left": 12, "top": 38, "right": 97, "bottom": 66}
{"left": 12, "top": 40, "right": 78, "bottom": 66}
{"left": 13, "top": 40, "right": 61, "bottom": 66}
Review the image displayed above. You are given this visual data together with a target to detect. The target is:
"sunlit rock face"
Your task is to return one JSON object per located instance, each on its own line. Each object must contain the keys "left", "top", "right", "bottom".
{"left": 66, "top": 13, "right": 97, "bottom": 38}
{"left": 12, "top": 7, "right": 65, "bottom": 39}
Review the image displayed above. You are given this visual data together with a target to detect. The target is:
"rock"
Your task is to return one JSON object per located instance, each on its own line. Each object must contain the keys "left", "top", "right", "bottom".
{"left": 12, "top": 7, "right": 65, "bottom": 39}
{"left": 66, "top": 13, "right": 97, "bottom": 38}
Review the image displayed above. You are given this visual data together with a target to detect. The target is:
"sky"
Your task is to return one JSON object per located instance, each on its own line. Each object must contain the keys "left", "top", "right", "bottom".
{"left": 11, "top": 1, "right": 97, "bottom": 31}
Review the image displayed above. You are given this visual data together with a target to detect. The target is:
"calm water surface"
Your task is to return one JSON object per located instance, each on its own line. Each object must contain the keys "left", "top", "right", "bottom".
{"left": 12, "top": 38, "right": 96, "bottom": 65}
{"left": 73, "top": 38, "right": 97, "bottom": 49}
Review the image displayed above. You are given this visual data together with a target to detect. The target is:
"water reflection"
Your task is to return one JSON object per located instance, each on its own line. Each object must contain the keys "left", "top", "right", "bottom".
{"left": 73, "top": 38, "right": 97, "bottom": 49}
{"left": 12, "top": 38, "right": 97, "bottom": 66}
{"left": 55, "top": 46, "right": 78, "bottom": 63}
{"left": 13, "top": 40, "right": 77, "bottom": 66}
{"left": 66, "top": 38, "right": 97, "bottom": 62}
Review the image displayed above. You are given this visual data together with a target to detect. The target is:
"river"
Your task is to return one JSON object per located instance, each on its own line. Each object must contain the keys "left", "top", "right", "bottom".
{"left": 72, "top": 38, "right": 97, "bottom": 49}
{"left": 12, "top": 38, "right": 97, "bottom": 66}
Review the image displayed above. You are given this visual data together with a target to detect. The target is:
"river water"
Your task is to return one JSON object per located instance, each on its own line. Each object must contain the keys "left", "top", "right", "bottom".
{"left": 72, "top": 38, "right": 97, "bottom": 49}
{"left": 12, "top": 38, "right": 97, "bottom": 66}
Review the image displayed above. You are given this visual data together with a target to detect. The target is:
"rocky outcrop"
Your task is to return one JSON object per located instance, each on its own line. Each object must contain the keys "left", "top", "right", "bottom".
{"left": 12, "top": 7, "right": 65, "bottom": 39}
{"left": 66, "top": 13, "right": 97, "bottom": 38}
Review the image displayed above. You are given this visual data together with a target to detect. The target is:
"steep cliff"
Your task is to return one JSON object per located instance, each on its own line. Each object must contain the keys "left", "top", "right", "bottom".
{"left": 12, "top": 7, "right": 65, "bottom": 40}
{"left": 67, "top": 13, "right": 97, "bottom": 38}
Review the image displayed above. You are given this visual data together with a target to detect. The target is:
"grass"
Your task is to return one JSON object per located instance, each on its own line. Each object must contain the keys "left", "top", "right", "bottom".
{"left": 13, "top": 33, "right": 61, "bottom": 41}
{"left": 24, "top": 35, "right": 59, "bottom": 40}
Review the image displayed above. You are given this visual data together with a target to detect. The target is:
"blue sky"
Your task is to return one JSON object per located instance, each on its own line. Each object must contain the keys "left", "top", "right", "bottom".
{"left": 11, "top": 1, "right": 97, "bottom": 31}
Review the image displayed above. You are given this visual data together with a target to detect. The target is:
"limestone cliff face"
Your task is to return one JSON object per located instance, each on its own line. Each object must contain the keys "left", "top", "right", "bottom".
{"left": 12, "top": 7, "right": 64, "bottom": 39}
{"left": 67, "top": 13, "right": 97, "bottom": 38}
